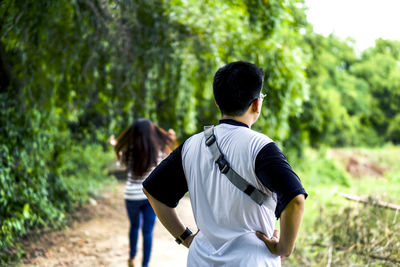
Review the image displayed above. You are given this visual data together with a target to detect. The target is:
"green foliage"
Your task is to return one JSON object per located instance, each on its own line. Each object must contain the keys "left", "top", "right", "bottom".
{"left": 61, "top": 144, "right": 115, "bottom": 205}
{"left": 351, "top": 39, "right": 400, "bottom": 143}
{"left": 292, "top": 32, "right": 400, "bottom": 147}
{"left": 387, "top": 114, "right": 400, "bottom": 143}
{"left": 0, "top": 93, "right": 114, "bottom": 263}
{"left": 295, "top": 148, "right": 350, "bottom": 187}
{"left": 294, "top": 32, "right": 375, "bottom": 147}
{"left": 1, "top": 0, "right": 310, "bottom": 142}
{"left": 0, "top": 95, "right": 66, "bottom": 260}
{"left": 0, "top": 1, "right": 399, "bottom": 148}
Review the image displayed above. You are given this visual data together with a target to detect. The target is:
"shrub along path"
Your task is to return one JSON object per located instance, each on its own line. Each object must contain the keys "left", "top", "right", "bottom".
{"left": 20, "top": 182, "right": 196, "bottom": 267}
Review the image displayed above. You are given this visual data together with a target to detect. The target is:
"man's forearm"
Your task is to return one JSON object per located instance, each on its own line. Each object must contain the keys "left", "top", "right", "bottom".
{"left": 143, "top": 188, "right": 189, "bottom": 246}
{"left": 277, "top": 194, "right": 305, "bottom": 257}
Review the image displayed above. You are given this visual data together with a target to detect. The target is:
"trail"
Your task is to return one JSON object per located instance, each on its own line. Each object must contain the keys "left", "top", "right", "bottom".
{"left": 21, "top": 182, "right": 196, "bottom": 267}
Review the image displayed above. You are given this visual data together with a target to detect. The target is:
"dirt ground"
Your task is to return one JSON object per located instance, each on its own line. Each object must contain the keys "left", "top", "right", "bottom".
{"left": 19, "top": 182, "right": 197, "bottom": 267}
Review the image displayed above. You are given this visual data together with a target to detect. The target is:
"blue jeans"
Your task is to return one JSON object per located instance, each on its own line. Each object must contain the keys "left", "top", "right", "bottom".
{"left": 125, "top": 199, "right": 156, "bottom": 267}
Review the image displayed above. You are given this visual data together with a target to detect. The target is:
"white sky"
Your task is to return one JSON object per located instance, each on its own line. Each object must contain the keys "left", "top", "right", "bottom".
{"left": 305, "top": 0, "right": 400, "bottom": 51}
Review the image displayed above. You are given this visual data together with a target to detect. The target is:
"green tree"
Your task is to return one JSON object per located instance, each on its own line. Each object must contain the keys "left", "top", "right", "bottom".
{"left": 352, "top": 39, "right": 400, "bottom": 143}
{"left": 295, "top": 31, "right": 379, "bottom": 147}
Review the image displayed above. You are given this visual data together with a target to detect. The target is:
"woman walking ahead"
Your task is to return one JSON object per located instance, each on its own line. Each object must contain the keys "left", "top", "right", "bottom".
{"left": 113, "top": 118, "right": 176, "bottom": 267}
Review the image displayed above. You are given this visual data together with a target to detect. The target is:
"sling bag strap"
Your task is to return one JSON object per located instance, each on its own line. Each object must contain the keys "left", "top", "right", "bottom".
{"left": 204, "top": 125, "right": 277, "bottom": 211}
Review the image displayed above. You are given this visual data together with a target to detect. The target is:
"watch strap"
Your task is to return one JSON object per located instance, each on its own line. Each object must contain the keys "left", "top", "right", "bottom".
{"left": 175, "top": 227, "right": 192, "bottom": 244}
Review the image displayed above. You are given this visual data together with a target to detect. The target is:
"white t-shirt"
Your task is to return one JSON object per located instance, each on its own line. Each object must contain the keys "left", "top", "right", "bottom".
{"left": 182, "top": 123, "right": 280, "bottom": 266}
{"left": 143, "top": 120, "right": 307, "bottom": 266}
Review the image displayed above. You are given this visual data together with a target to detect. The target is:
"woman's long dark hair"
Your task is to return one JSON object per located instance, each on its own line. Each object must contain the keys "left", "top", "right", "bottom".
{"left": 114, "top": 118, "right": 174, "bottom": 176}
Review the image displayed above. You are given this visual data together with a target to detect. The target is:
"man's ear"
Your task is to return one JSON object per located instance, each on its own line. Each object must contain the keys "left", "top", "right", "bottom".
{"left": 251, "top": 98, "right": 261, "bottom": 113}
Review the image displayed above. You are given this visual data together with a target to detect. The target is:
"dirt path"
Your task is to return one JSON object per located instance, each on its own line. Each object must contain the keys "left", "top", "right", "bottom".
{"left": 20, "top": 182, "right": 196, "bottom": 267}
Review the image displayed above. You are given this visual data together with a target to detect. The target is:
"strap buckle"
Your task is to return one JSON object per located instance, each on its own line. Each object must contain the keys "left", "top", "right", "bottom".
{"left": 216, "top": 156, "right": 229, "bottom": 174}
{"left": 205, "top": 134, "right": 216, "bottom": 146}
{"left": 243, "top": 184, "right": 256, "bottom": 196}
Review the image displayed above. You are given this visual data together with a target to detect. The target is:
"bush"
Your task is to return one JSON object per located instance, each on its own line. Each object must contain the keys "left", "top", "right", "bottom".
{"left": 61, "top": 145, "right": 115, "bottom": 205}
{"left": 0, "top": 94, "right": 114, "bottom": 264}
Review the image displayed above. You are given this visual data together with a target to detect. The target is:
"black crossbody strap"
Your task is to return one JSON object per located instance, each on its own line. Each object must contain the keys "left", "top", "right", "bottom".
{"left": 204, "top": 125, "right": 276, "bottom": 210}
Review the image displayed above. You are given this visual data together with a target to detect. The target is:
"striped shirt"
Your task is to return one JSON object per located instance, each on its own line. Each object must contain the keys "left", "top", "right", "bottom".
{"left": 124, "top": 152, "right": 166, "bottom": 201}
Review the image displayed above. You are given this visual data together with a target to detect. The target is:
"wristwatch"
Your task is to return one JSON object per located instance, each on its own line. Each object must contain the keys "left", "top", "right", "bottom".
{"left": 175, "top": 227, "right": 193, "bottom": 244}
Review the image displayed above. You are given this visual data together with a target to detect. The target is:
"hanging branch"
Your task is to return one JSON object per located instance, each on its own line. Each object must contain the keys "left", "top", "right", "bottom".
{"left": 1, "top": 7, "right": 26, "bottom": 39}
{"left": 339, "top": 193, "right": 400, "bottom": 211}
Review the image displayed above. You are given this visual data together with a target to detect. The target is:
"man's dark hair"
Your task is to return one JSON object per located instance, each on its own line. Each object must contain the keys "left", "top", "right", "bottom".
{"left": 213, "top": 61, "right": 264, "bottom": 116}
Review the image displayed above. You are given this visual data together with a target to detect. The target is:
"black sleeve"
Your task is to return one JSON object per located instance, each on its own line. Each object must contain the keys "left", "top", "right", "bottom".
{"left": 142, "top": 143, "right": 188, "bottom": 208}
{"left": 255, "top": 143, "right": 308, "bottom": 219}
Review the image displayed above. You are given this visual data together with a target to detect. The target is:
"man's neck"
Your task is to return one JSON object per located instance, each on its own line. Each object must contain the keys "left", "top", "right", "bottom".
{"left": 220, "top": 114, "right": 254, "bottom": 128}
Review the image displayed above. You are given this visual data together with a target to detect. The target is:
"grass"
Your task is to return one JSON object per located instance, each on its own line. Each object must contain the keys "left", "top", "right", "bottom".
{"left": 286, "top": 145, "right": 400, "bottom": 266}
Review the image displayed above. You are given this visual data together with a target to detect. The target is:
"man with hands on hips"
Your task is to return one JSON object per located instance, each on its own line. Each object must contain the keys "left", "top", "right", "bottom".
{"left": 143, "top": 61, "right": 307, "bottom": 266}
